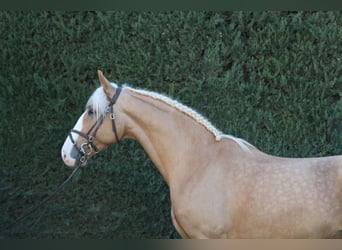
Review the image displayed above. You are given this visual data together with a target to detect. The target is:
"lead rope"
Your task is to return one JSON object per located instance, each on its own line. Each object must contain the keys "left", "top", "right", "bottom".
{"left": 0, "top": 161, "right": 84, "bottom": 234}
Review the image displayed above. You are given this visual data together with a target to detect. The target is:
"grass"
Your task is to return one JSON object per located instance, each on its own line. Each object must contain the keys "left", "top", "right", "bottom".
{"left": 0, "top": 11, "right": 342, "bottom": 239}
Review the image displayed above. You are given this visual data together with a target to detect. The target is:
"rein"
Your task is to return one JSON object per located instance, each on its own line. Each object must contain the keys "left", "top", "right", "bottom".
{"left": 0, "top": 160, "right": 83, "bottom": 233}
{"left": 0, "top": 87, "right": 122, "bottom": 234}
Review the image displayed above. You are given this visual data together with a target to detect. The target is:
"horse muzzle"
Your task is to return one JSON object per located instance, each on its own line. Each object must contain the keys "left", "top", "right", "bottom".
{"left": 61, "top": 138, "right": 79, "bottom": 167}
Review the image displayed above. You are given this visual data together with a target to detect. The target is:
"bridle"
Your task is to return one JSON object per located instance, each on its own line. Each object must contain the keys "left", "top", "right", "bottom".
{"left": 0, "top": 87, "right": 123, "bottom": 233}
{"left": 0, "top": 87, "right": 122, "bottom": 233}
{"left": 68, "top": 87, "right": 122, "bottom": 166}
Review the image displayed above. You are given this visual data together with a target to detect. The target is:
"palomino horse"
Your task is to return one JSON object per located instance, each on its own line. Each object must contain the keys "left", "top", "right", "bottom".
{"left": 61, "top": 70, "right": 342, "bottom": 238}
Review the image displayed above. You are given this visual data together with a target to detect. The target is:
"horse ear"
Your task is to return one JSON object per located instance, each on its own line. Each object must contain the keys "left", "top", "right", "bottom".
{"left": 97, "top": 70, "right": 114, "bottom": 96}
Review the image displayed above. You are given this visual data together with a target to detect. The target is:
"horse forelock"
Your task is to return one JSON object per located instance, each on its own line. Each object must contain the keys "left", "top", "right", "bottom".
{"left": 86, "top": 82, "right": 118, "bottom": 119}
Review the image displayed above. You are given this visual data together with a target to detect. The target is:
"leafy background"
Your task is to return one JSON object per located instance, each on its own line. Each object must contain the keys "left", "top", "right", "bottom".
{"left": 1, "top": 11, "right": 342, "bottom": 239}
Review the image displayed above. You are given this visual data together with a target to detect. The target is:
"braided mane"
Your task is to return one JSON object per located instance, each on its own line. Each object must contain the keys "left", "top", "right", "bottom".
{"left": 87, "top": 83, "right": 253, "bottom": 152}
{"left": 125, "top": 85, "right": 253, "bottom": 152}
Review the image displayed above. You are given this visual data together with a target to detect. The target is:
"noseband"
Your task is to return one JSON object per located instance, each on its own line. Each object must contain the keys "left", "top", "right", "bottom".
{"left": 68, "top": 87, "right": 122, "bottom": 166}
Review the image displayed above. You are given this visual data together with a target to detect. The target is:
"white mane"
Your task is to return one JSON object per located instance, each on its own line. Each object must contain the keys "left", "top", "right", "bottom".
{"left": 125, "top": 85, "right": 253, "bottom": 152}
{"left": 87, "top": 83, "right": 253, "bottom": 152}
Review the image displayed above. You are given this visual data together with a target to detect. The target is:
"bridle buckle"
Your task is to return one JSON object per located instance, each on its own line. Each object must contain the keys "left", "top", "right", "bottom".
{"left": 80, "top": 142, "right": 94, "bottom": 156}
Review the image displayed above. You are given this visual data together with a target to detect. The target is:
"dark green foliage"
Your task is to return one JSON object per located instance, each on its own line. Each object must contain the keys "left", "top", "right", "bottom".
{"left": 0, "top": 11, "right": 342, "bottom": 239}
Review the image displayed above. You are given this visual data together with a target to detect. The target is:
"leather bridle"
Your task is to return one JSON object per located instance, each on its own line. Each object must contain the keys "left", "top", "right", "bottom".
{"left": 68, "top": 87, "right": 122, "bottom": 166}
{"left": 0, "top": 87, "right": 123, "bottom": 233}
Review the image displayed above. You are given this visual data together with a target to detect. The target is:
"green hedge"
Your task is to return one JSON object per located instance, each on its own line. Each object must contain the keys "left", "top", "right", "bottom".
{"left": 1, "top": 11, "right": 342, "bottom": 239}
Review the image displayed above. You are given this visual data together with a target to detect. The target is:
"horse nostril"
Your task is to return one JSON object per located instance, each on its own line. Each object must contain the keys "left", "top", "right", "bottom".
{"left": 61, "top": 149, "right": 68, "bottom": 160}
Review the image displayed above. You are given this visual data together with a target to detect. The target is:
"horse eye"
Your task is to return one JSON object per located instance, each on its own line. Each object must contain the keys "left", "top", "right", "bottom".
{"left": 88, "top": 109, "right": 95, "bottom": 116}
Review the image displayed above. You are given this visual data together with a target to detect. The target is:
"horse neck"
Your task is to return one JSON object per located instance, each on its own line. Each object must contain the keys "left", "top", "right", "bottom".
{"left": 120, "top": 89, "right": 216, "bottom": 185}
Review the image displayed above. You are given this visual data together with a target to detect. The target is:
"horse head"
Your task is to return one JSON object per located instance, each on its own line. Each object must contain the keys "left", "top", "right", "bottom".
{"left": 61, "top": 70, "right": 123, "bottom": 167}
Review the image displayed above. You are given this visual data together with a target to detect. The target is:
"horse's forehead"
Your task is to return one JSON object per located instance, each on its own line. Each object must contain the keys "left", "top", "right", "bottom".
{"left": 86, "top": 82, "right": 118, "bottom": 109}
{"left": 86, "top": 87, "right": 107, "bottom": 108}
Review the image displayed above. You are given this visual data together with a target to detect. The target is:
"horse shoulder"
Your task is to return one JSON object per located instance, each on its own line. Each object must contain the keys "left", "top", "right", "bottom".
{"left": 169, "top": 142, "right": 257, "bottom": 238}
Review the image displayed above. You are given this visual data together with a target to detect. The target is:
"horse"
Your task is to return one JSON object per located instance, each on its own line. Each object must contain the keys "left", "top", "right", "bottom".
{"left": 61, "top": 70, "right": 342, "bottom": 238}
